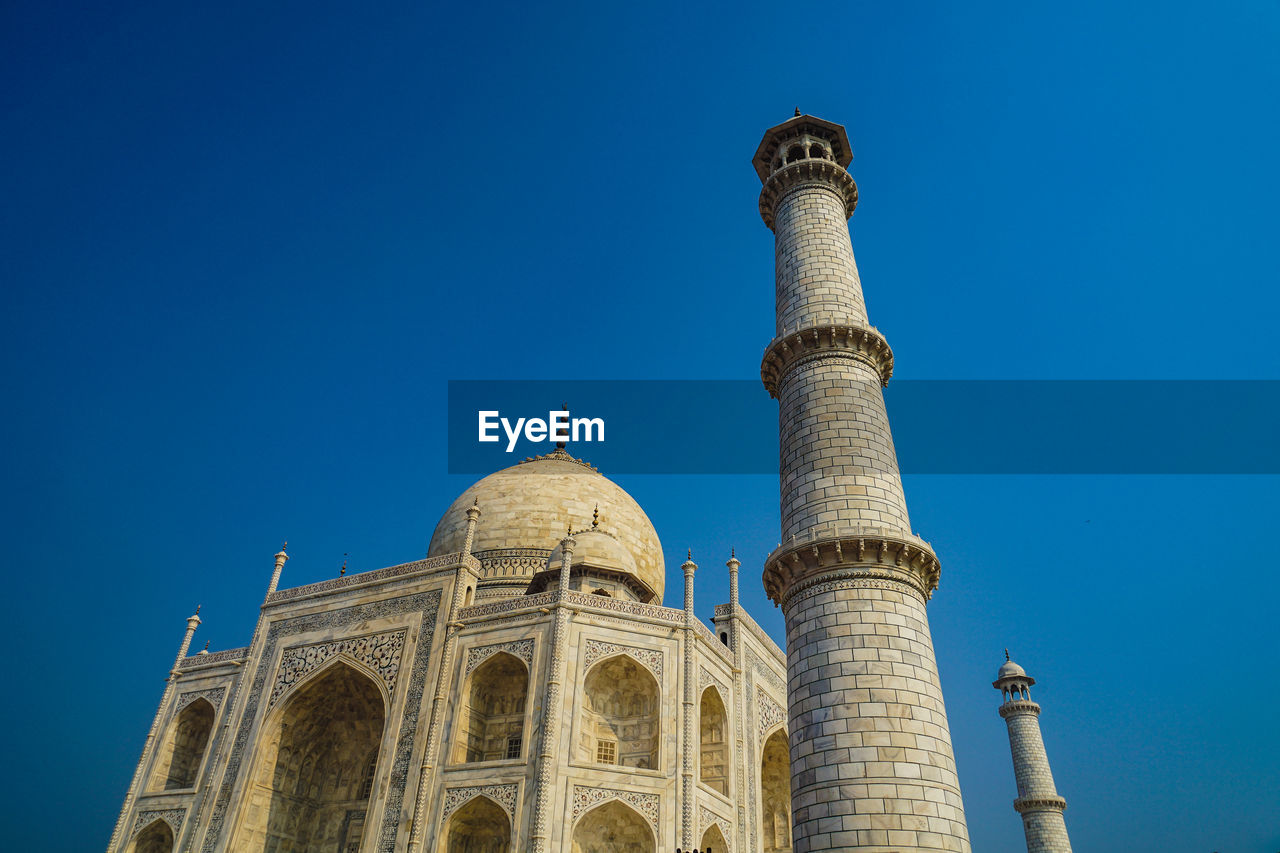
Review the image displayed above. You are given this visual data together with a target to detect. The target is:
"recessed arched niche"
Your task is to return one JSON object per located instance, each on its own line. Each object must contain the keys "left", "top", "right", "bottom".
{"left": 229, "top": 661, "right": 386, "bottom": 852}
{"left": 699, "top": 687, "right": 729, "bottom": 795}
{"left": 452, "top": 651, "right": 529, "bottom": 763}
{"left": 572, "top": 800, "right": 655, "bottom": 853}
{"left": 128, "top": 820, "right": 174, "bottom": 853}
{"left": 578, "top": 655, "right": 659, "bottom": 770}
{"left": 148, "top": 698, "right": 215, "bottom": 791}
{"left": 444, "top": 795, "right": 511, "bottom": 853}
{"left": 761, "top": 728, "right": 792, "bottom": 852}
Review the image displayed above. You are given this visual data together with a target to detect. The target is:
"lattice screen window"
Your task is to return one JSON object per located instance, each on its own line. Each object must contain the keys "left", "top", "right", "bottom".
{"left": 360, "top": 751, "right": 377, "bottom": 797}
{"left": 596, "top": 739, "right": 617, "bottom": 764}
{"left": 506, "top": 736, "right": 522, "bottom": 759}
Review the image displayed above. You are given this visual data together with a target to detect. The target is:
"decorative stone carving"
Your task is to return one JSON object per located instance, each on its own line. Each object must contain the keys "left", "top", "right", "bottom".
{"left": 264, "top": 555, "right": 473, "bottom": 605}
{"left": 268, "top": 629, "right": 406, "bottom": 708}
{"left": 464, "top": 639, "right": 534, "bottom": 677}
{"left": 761, "top": 322, "right": 894, "bottom": 392}
{"left": 131, "top": 807, "right": 184, "bottom": 838}
{"left": 746, "top": 648, "right": 786, "bottom": 697}
{"left": 571, "top": 785, "right": 660, "bottom": 830}
{"left": 698, "top": 667, "right": 728, "bottom": 699}
{"left": 460, "top": 591, "right": 556, "bottom": 620}
{"left": 757, "top": 687, "right": 786, "bottom": 735}
{"left": 474, "top": 547, "right": 550, "bottom": 579}
{"left": 175, "top": 687, "right": 225, "bottom": 713}
{"left": 563, "top": 590, "right": 684, "bottom": 625}
{"left": 699, "top": 805, "right": 732, "bottom": 846}
{"left": 178, "top": 647, "right": 248, "bottom": 668}
{"left": 695, "top": 622, "right": 733, "bottom": 663}
{"left": 441, "top": 783, "right": 519, "bottom": 820}
{"left": 198, "top": 589, "right": 441, "bottom": 853}
{"left": 582, "top": 639, "right": 663, "bottom": 680}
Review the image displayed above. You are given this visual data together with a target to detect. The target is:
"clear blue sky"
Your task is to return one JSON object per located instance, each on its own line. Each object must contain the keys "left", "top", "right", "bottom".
{"left": 3, "top": 3, "right": 1278, "bottom": 851}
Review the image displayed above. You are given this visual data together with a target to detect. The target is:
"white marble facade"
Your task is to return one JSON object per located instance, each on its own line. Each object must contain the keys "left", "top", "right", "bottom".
{"left": 110, "top": 449, "right": 790, "bottom": 853}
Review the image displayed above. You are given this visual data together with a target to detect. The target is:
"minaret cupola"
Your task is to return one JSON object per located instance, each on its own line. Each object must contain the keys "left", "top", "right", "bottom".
{"left": 995, "top": 650, "right": 1036, "bottom": 703}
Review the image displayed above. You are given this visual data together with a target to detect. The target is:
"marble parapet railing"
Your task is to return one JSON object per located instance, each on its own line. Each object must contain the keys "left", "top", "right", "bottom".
{"left": 265, "top": 552, "right": 476, "bottom": 606}
{"left": 179, "top": 647, "right": 249, "bottom": 669}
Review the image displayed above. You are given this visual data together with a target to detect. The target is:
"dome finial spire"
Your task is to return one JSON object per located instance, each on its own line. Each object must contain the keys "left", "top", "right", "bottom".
{"left": 794, "top": 106, "right": 801, "bottom": 116}
{"left": 1005, "top": 648, "right": 1010, "bottom": 662}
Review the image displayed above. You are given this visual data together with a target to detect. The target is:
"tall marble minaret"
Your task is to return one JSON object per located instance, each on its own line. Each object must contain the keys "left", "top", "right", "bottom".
{"left": 994, "top": 653, "right": 1073, "bottom": 853}
{"left": 756, "top": 113, "right": 970, "bottom": 852}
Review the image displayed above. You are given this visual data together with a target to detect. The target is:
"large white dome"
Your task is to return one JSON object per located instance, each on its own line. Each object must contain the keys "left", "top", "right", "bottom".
{"left": 427, "top": 449, "right": 664, "bottom": 600}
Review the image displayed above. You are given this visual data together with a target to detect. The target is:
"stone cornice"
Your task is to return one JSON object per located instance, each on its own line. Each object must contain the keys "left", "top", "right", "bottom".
{"left": 1014, "top": 795, "right": 1067, "bottom": 813}
{"left": 763, "top": 528, "right": 941, "bottom": 607}
{"left": 263, "top": 552, "right": 474, "bottom": 606}
{"left": 999, "top": 699, "right": 1042, "bottom": 718}
{"left": 178, "top": 647, "right": 248, "bottom": 670}
{"left": 761, "top": 322, "right": 894, "bottom": 396}
{"left": 759, "top": 159, "right": 858, "bottom": 229}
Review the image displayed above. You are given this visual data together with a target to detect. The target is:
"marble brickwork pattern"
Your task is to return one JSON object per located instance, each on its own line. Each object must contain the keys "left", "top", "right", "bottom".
{"left": 772, "top": 184, "right": 868, "bottom": 334}
{"left": 1003, "top": 702, "right": 1072, "bottom": 853}
{"left": 777, "top": 358, "right": 911, "bottom": 540}
{"left": 785, "top": 578, "right": 968, "bottom": 851}
{"left": 758, "top": 114, "right": 971, "bottom": 853}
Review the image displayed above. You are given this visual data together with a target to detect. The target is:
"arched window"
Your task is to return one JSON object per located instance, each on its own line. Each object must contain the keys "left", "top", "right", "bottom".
{"left": 452, "top": 652, "right": 529, "bottom": 763}
{"left": 761, "top": 728, "right": 792, "bottom": 852}
{"left": 229, "top": 661, "right": 386, "bottom": 853}
{"left": 700, "top": 823, "right": 728, "bottom": 852}
{"left": 579, "top": 656, "right": 659, "bottom": 769}
{"left": 149, "top": 698, "right": 215, "bottom": 790}
{"left": 785, "top": 145, "right": 804, "bottom": 163}
{"left": 359, "top": 748, "right": 378, "bottom": 798}
{"left": 808, "top": 143, "right": 825, "bottom": 159}
{"left": 128, "top": 819, "right": 174, "bottom": 853}
{"left": 572, "top": 799, "right": 655, "bottom": 853}
{"left": 446, "top": 795, "right": 511, "bottom": 853}
{"left": 699, "top": 687, "right": 729, "bottom": 795}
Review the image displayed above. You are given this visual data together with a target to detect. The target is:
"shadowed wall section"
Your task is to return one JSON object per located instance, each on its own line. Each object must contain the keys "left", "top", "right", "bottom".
{"left": 445, "top": 795, "right": 511, "bottom": 853}
{"left": 149, "top": 699, "right": 215, "bottom": 791}
{"left": 129, "top": 821, "right": 174, "bottom": 853}
{"left": 230, "top": 662, "right": 386, "bottom": 852}
{"left": 571, "top": 800, "right": 655, "bottom": 853}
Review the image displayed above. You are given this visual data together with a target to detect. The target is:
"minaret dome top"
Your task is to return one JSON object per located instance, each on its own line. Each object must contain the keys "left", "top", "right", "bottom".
{"left": 752, "top": 113, "right": 852, "bottom": 182}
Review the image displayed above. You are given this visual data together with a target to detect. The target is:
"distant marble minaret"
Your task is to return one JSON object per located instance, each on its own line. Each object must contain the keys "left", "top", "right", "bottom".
{"left": 994, "top": 654, "right": 1073, "bottom": 853}
{"left": 756, "top": 113, "right": 970, "bottom": 852}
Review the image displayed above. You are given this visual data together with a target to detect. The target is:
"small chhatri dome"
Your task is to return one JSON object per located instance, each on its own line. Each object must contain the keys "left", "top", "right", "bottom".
{"left": 427, "top": 448, "right": 663, "bottom": 600}
{"left": 545, "top": 527, "right": 638, "bottom": 575}
{"left": 997, "top": 658, "right": 1026, "bottom": 680}
{"left": 993, "top": 650, "right": 1036, "bottom": 690}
